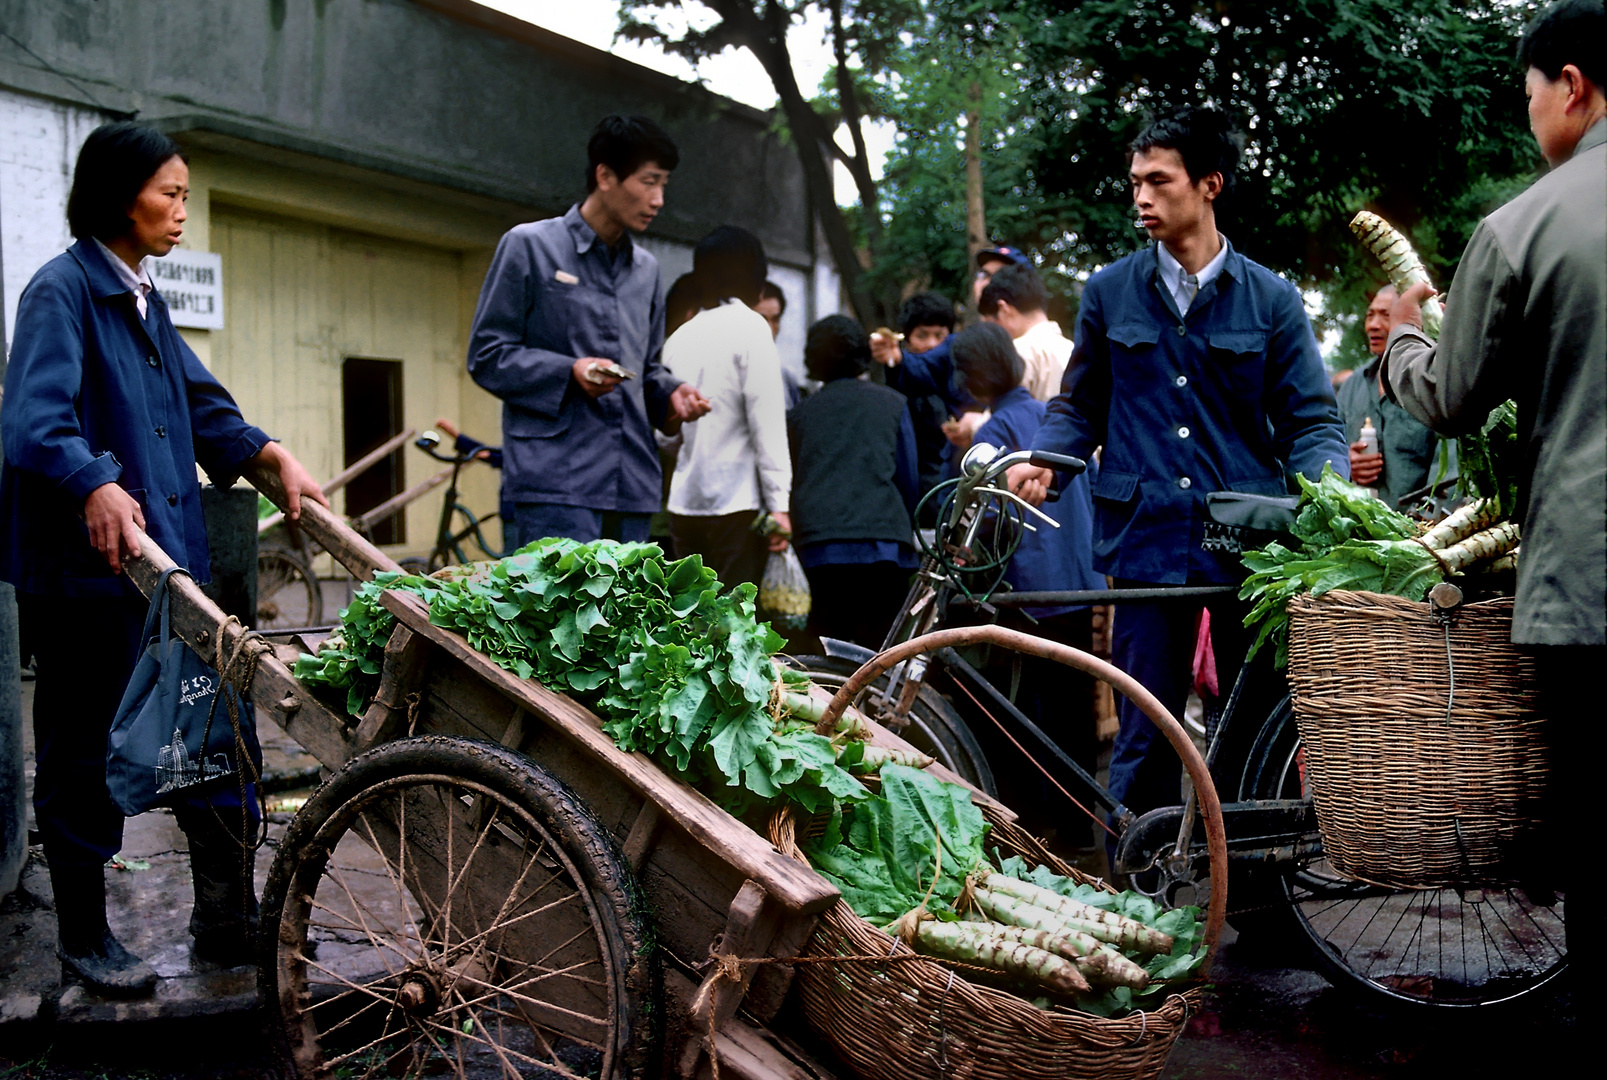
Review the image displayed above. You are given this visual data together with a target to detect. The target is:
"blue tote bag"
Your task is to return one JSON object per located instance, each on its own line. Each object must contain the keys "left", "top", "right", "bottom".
{"left": 106, "top": 567, "right": 262, "bottom": 816}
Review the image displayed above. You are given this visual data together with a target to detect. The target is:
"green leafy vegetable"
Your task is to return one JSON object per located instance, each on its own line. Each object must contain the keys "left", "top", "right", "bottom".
{"left": 294, "top": 539, "right": 868, "bottom": 814}
{"left": 1439, "top": 399, "right": 1520, "bottom": 517}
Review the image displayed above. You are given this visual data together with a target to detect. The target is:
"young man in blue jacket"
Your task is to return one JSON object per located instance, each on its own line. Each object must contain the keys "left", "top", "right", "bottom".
{"left": 1015, "top": 106, "right": 1348, "bottom": 848}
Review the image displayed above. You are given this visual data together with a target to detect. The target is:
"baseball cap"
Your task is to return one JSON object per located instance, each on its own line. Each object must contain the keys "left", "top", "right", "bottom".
{"left": 976, "top": 244, "right": 1030, "bottom": 268}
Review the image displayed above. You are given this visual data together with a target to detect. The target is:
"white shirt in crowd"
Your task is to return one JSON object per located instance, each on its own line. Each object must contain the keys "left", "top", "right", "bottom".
{"left": 95, "top": 238, "right": 154, "bottom": 319}
{"left": 1013, "top": 318, "right": 1074, "bottom": 402}
{"left": 662, "top": 299, "right": 792, "bottom": 517}
{"left": 1156, "top": 234, "right": 1229, "bottom": 315}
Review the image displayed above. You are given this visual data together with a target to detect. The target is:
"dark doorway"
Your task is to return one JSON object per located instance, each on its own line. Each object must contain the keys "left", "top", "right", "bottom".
{"left": 342, "top": 357, "right": 405, "bottom": 545}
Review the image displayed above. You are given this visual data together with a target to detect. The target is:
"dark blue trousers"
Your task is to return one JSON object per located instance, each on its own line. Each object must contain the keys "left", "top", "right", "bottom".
{"left": 1107, "top": 582, "right": 1250, "bottom": 824}
{"left": 21, "top": 591, "right": 259, "bottom": 870}
{"left": 509, "top": 503, "right": 653, "bottom": 551}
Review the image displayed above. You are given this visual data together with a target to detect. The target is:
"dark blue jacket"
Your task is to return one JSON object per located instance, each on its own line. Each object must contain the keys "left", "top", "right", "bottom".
{"left": 466, "top": 206, "right": 683, "bottom": 514}
{"left": 1, "top": 241, "right": 270, "bottom": 597}
{"left": 976, "top": 388, "right": 1103, "bottom": 616}
{"left": 1032, "top": 240, "right": 1347, "bottom": 584}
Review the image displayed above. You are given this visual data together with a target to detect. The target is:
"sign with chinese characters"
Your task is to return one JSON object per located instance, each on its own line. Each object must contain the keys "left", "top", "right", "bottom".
{"left": 150, "top": 247, "right": 224, "bottom": 329}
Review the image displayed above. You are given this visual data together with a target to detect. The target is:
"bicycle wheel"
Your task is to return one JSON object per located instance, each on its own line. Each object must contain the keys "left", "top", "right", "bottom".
{"left": 260, "top": 736, "right": 660, "bottom": 1079}
{"left": 785, "top": 655, "right": 996, "bottom": 796}
{"left": 257, "top": 547, "right": 324, "bottom": 629}
{"left": 1249, "top": 711, "right": 1568, "bottom": 1011}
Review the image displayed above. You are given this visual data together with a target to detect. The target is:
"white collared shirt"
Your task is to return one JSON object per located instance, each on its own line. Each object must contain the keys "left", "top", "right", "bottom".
{"left": 1012, "top": 318, "right": 1074, "bottom": 402}
{"left": 1156, "top": 235, "right": 1229, "bottom": 315}
{"left": 94, "top": 238, "right": 154, "bottom": 319}
{"left": 662, "top": 300, "right": 792, "bottom": 517}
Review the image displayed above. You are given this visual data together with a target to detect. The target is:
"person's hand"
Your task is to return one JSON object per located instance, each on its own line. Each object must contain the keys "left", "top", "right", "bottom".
{"left": 84, "top": 483, "right": 145, "bottom": 574}
{"left": 434, "top": 417, "right": 461, "bottom": 438}
{"left": 767, "top": 511, "right": 792, "bottom": 553}
{"left": 669, "top": 383, "right": 711, "bottom": 422}
{"left": 572, "top": 356, "right": 624, "bottom": 399}
{"left": 870, "top": 331, "right": 902, "bottom": 367}
{"left": 1389, "top": 281, "right": 1438, "bottom": 334}
{"left": 942, "top": 410, "right": 986, "bottom": 450}
{"left": 253, "top": 441, "right": 329, "bottom": 522}
{"left": 1007, "top": 464, "right": 1054, "bottom": 508}
{"left": 1348, "top": 443, "right": 1384, "bottom": 487}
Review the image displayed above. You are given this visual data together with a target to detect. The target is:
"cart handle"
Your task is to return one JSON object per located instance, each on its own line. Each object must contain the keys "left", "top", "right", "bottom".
{"left": 247, "top": 459, "right": 403, "bottom": 581}
{"left": 814, "top": 624, "right": 1229, "bottom": 977}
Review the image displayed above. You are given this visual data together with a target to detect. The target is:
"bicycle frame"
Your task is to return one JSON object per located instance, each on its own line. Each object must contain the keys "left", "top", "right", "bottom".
{"left": 413, "top": 433, "right": 506, "bottom": 569}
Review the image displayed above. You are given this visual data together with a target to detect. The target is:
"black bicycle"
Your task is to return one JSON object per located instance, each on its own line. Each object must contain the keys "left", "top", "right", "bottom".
{"left": 786, "top": 442, "right": 1566, "bottom": 1013}
{"left": 399, "top": 429, "right": 509, "bottom": 574}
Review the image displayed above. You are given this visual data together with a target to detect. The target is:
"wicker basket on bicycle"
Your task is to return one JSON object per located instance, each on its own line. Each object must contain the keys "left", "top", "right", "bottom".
{"left": 768, "top": 805, "right": 1202, "bottom": 1080}
{"left": 1286, "top": 590, "right": 1548, "bottom": 889}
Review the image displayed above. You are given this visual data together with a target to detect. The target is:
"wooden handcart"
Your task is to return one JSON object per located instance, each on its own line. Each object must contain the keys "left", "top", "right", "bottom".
{"left": 126, "top": 464, "right": 1224, "bottom": 1080}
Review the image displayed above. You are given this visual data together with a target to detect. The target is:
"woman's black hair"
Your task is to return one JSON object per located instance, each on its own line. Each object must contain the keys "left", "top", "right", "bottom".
{"left": 805, "top": 315, "right": 872, "bottom": 382}
{"left": 1519, "top": 0, "right": 1604, "bottom": 86}
{"left": 66, "top": 122, "right": 186, "bottom": 242}
{"left": 586, "top": 114, "right": 680, "bottom": 192}
{"left": 1128, "top": 105, "right": 1244, "bottom": 199}
{"left": 665, "top": 272, "right": 700, "bottom": 336}
{"left": 899, "top": 291, "right": 956, "bottom": 336}
{"left": 951, "top": 322, "right": 1025, "bottom": 403}
{"left": 693, "top": 226, "right": 768, "bottom": 308}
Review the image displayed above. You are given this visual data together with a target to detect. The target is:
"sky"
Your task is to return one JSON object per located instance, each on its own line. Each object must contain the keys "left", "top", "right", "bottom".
{"left": 474, "top": 0, "right": 894, "bottom": 205}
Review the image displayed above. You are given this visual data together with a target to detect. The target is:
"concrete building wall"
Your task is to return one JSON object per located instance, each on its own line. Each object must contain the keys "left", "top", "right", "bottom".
{"left": 0, "top": 0, "right": 842, "bottom": 560}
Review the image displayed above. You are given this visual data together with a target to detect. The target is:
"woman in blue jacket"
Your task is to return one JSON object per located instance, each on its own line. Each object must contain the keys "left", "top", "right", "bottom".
{"left": 0, "top": 123, "right": 324, "bottom": 995}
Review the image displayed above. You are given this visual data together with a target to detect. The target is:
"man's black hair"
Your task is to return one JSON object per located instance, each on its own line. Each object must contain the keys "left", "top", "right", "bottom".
{"left": 665, "top": 272, "right": 700, "bottom": 336}
{"left": 760, "top": 280, "right": 787, "bottom": 314}
{"left": 951, "top": 323, "right": 1024, "bottom": 402}
{"left": 1519, "top": 0, "right": 1605, "bottom": 87}
{"left": 805, "top": 315, "right": 872, "bottom": 382}
{"left": 1129, "top": 105, "right": 1243, "bottom": 199}
{"left": 899, "top": 291, "right": 956, "bottom": 336}
{"left": 693, "top": 226, "right": 768, "bottom": 308}
{"left": 586, "top": 114, "right": 679, "bottom": 193}
{"left": 978, "top": 262, "right": 1049, "bottom": 317}
{"left": 67, "top": 122, "right": 187, "bottom": 242}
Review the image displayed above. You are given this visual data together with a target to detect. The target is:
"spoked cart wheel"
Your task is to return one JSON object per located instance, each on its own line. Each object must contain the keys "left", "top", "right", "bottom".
{"left": 260, "top": 736, "right": 660, "bottom": 1079}
{"left": 257, "top": 545, "right": 324, "bottom": 630}
{"left": 1246, "top": 707, "right": 1567, "bottom": 1012}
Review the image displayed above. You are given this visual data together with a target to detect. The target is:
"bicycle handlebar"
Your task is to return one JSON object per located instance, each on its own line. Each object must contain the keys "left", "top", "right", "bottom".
{"left": 415, "top": 430, "right": 478, "bottom": 465}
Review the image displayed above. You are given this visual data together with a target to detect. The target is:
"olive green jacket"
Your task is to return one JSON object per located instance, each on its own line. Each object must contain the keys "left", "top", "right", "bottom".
{"left": 1383, "top": 119, "right": 1605, "bottom": 646}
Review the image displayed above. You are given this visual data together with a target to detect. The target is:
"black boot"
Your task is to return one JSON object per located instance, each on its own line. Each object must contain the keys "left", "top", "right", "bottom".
{"left": 175, "top": 804, "right": 260, "bottom": 968}
{"left": 49, "top": 862, "right": 158, "bottom": 997}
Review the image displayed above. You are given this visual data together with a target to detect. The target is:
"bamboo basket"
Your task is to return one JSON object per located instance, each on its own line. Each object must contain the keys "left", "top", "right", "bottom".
{"left": 1286, "top": 590, "right": 1549, "bottom": 888}
{"left": 770, "top": 806, "right": 1202, "bottom": 1080}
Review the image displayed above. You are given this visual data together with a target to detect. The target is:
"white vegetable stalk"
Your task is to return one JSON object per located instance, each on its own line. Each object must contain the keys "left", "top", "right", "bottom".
{"left": 1350, "top": 211, "right": 1444, "bottom": 339}
{"left": 1438, "top": 521, "right": 1521, "bottom": 574}
{"left": 1419, "top": 499, "right": 1496, "bottom": 551}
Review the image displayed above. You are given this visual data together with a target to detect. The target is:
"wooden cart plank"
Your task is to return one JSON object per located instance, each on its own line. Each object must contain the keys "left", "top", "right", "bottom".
{"left": 379, "top": 589, "right": 839, "bottom": 915}
{"left": 247, "top": 460, "right": 402, "bottom": 580}
{"left": 123, "top": 529, "right": 354, "bottom": 768}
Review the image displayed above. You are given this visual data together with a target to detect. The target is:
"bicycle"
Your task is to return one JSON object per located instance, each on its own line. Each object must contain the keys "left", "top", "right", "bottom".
{"left": 398, "top": 428, "right": 508, "bottom": 574}
{"left": 785, "top": 441, "right": 1567, "bottom": 1013}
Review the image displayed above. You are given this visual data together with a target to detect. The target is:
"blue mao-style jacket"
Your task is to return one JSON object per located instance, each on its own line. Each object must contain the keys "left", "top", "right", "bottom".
{"left": 1, "top": 241, "right": 271, "bottom": 597}
{"left": 975, "top": 387, "right": 1103, "bottom": 616}
{"left": 467, "top": 206, "right": 684, "bottom": 515}
{"left": 1032, "top": 240, "right": 1348, "bottom": 584}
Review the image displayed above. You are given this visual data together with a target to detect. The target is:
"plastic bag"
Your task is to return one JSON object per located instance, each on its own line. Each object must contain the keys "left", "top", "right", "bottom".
{"left": 759, "top": 548, "right": 811, "bottom": 632}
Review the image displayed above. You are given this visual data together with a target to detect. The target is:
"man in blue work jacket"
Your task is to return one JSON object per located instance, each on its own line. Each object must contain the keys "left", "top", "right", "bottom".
{"left": 468, "top": 115, "right": 710, "bottom": 549}
{"left": 1016, "top": 106, "right": 1348, "bottom": 845}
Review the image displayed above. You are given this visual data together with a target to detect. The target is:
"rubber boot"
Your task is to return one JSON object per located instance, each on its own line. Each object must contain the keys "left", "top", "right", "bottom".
{"left": 49, "top": 862, "right": 158, "bottom": 997}
{"left": 175, "top": 804, "right": 259, "bottom": 968}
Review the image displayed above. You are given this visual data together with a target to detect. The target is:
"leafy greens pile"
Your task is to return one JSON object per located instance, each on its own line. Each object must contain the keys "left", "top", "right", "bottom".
{"left": 802, "top": 764, "right": 1205, "bottom": 1016}
{"left": 295, "top": 538, "right": 869, "bottom": 814}
{"left": 1439, "top": 399, "right": 1520, "bottom": 517}
{"left": 1239, "top": 466, "right": 1429, "bottom": 667}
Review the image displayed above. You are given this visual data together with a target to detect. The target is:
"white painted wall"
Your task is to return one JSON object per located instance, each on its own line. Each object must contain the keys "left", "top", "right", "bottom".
{"left": 0, "top": 88, "right": 101, "bottom": 347}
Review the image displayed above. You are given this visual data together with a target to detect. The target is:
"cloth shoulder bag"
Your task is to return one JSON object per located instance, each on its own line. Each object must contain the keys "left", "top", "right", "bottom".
{"left": 106, "top": 567, "right": 261, "bottom": 816}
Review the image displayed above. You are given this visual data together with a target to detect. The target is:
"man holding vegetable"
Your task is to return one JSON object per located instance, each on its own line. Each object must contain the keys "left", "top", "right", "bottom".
{"left": 1384, "top": 0, "right": 1604, "bottom": 959}
{"left": 1012, "top": 106, "right": 1348, "bottom": 851}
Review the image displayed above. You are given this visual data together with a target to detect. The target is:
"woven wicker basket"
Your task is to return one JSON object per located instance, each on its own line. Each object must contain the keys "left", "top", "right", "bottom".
{"left": 770, "top": 807, "right": 1202, "bottom": 1080}
{"left": 1286, "top": 590, "right": 1548, "bottom": 888}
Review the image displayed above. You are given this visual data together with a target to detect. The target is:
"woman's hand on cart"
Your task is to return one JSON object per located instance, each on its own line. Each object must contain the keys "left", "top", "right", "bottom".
{"left": 251, "top": 441, "right": 329, "bottom": 523}
{"left": 84, "top": 482, "right": 147, "bottom": 573}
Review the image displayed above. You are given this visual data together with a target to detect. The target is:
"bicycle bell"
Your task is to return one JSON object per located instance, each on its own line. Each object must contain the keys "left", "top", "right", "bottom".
{"left": 961, "top": 442, "right": 1001, "bottom": 477}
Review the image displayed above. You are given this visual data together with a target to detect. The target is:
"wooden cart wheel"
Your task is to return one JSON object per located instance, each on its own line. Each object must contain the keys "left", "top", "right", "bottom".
{"left": 819, "top": 625, "right": 1232, "bottom": 973}
{"left": 260, "top": 736, "right": 660, "bottom": 1079}
{"left": 257, "top": 546, "right": 324, "bottom": 630}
